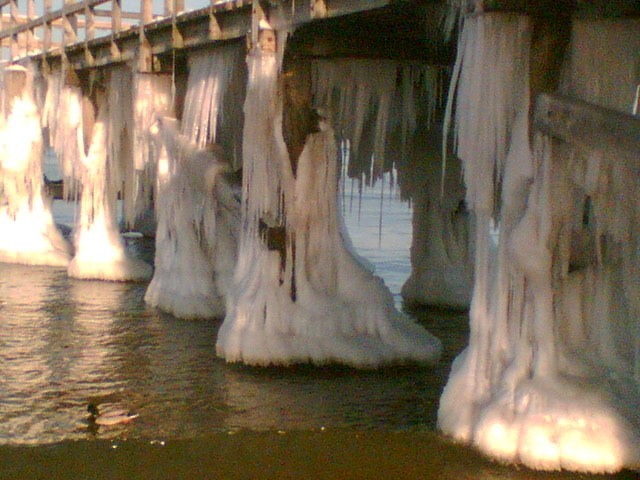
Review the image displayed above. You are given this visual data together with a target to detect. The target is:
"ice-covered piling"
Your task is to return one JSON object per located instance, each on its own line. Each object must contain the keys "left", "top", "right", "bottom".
{"left": 0, "top": 65, "right": 72, "bottom": 267}
{"left": 67, "top": 87, "right": 152, "bottom": 281}
{"left": 437, "top": 13, "right": 640, "bottom": 473}
{"left": 216, "top": 41, "right": 441, "bottom": 368}
{"left": 144, "top": 46, "right": 242, "bottom": 319}
{"left": 400, "top": 127, "right": 473, "bottom": 309}
{"left": 144, "top": 118, "right": 240, "bottom": 319}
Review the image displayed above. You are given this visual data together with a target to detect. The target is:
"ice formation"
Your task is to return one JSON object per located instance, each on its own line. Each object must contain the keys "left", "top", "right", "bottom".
{"left": 0, "top": 65, "right": 72, "bottom": 266}
{"left": 144, "top": 117, "right": 240, "bottom": 319}
{"left": 312, "top": 59, "right": 441, "bottom": 183}
{"left": 216, "top": 43, "right": 441, "bottom": 367}
{"left": 400, "top": 127, "right": 473, "bottom": 309}
{"left": 437, "top": 13, "right": 640, "bottom": 473}
{"left": 145, "top": 47, "right": 241, "bottom": 319}
{"left": 312, "top": 59, "right": 473, "bottom": 308}
{"left": 43, "top": 67, "right": 152, "bottom": 281}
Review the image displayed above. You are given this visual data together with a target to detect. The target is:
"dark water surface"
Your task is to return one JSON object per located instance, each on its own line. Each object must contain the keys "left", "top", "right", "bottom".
{"left": 0, "top": 258, "right": 636, "bottom": 479}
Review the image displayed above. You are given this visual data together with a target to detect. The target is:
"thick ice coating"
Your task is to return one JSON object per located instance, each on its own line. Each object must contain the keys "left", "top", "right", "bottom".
{"left": 144, "top": 47, "right": 242, "bottom": 319}
{"left": 144, "top": 117, "right": 240, "bottom": 319}
{"left": 216, "top": 47, "right": 442, "bottom": 367}
{"left": 437, "top": 13, "right": 640, "bottom": 473}
{"left": 43, "top": 67, "right": 152, "bottom": 281}
{"left": 0, "top": 65, "right": 72, "bottom": 267}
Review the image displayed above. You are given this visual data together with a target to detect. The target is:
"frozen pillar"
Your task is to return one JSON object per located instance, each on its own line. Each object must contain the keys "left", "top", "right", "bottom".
{"left": 0, "top": 65, "right": 72, "bottom": 266}
{"left": 437, "top": 13, "right": 640, "bottom": 473}
{"left": 216, "top": 28, "right": 441, "bottom": 367}
{"left": 144, "top": 118, "right": 240, "bottom": 319}
{"left": 67, "top": 85, "right": 152, "bottom": 281}
{"left": 401, "top": 127, "right": 473, "bottom": 310}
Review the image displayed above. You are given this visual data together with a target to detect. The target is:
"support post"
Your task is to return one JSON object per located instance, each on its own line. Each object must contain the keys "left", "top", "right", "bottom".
{"left": 9, "top": 0, "right": 19, "bottom": 58}
{"left": 63, "top": 0, "right": 78, "bottom": 46}
{"left": 111, "top": 0, "right": 122, "bottom": 60}
{"left": 43, "top": 0, "right": 52, "bottom": 52}
{"left": 139, "top": 0, "right": 153, "bottom": 71}
{"left": 27, "top": 0, "right": 35, "bottom": 54}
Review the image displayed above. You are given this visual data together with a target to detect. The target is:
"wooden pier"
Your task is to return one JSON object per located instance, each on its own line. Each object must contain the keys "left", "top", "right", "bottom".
{"left": 0, "top": 0, "right": 454, "bottom": 73}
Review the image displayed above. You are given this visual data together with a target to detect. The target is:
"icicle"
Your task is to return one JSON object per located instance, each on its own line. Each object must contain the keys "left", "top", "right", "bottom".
{"left": 312, "top": 59, "right": 443, "bottom": 184}
{"left": 130, "top": 72, "right": 173, "bottom": 229}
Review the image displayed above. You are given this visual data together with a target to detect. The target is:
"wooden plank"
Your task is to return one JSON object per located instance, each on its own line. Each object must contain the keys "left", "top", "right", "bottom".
{"left": 534, "top": 93, "right": 640, "bottom": 160}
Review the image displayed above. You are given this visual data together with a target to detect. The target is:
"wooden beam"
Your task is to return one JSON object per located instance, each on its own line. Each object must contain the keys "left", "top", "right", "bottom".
{"left": 534, "top": 93, "right": 640, "bottom": 160}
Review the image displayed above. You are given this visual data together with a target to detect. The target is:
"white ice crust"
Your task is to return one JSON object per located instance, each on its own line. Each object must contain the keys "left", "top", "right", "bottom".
{"left": 437, "top": 14, "right": 640, "bottom": 473}
{"left": 0, "top": 65, "right": 72, "bottom": 267}
{"left": 216, "top": 48, "right": 442, "bottom": 367}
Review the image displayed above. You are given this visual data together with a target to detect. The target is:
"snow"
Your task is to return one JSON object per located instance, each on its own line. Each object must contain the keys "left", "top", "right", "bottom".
{"left": 0, "top": 65, "right": 72, "bottom": 267}
{"left": 438, "top": 13, "right": 640, "bottom": 473}
{"left": 216, "top": 46, "right": 441, "bottom": 367}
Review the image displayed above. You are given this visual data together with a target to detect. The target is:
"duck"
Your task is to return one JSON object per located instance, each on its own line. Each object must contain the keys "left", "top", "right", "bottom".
{"left": 87, "top": 402, "right": 139, "bottom": 427}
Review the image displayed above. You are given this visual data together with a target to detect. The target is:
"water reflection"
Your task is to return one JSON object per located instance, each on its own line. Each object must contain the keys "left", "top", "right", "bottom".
{"left": 0, "top": 258, "right": 449, "bottom": 445}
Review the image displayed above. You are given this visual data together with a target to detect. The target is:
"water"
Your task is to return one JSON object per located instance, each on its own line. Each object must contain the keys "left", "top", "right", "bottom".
{"left": 0, "top": 194, "right": 636, "bottom": 479}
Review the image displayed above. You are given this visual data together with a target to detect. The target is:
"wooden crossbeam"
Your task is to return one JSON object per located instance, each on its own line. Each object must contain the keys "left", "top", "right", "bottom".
{"left": 534, "top": 93, "right": 640, "bottom": 160}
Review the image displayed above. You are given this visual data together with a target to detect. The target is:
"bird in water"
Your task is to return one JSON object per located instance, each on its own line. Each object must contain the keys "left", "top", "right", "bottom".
{"left": 87, "top": 402, "right": 139, "bottom": 427}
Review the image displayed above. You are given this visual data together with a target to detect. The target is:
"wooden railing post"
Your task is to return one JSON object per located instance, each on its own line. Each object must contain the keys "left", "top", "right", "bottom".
{"left": 139, "top": 0, "right": 153, "bottom": 71}
{"left": 9, "top": 0, "right": 19, "bottom": 59}
{"left": 112, "top": 0, "right": 122, "bottom": 32}
{"left": 85, "top": 0, "right": 96, "bottom": 40}
{"left": 27, "top": 0, "right": 35, "bottom": 54}
{"left": 111, "top": 0, "right": 122, "bottom": 59}
{"left": 63, "top": 0, "right": 78, "bottom": 46}
{"left": 43, "top": 0, "right": 52, "bottom": 52}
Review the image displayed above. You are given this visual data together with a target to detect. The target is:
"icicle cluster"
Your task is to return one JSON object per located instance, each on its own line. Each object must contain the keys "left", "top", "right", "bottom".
{"left": 182, "top": 45, "right": 242, "bottom": 149}
{"left": 438, "top": 13, "right": 640, "bottom": 473}
{"left": 129, "top": 73, "right": 174, "bottom": 234}
{"left": 312, "top": 59, "right": 443, "bottom": 184}
{"left": 216, "top": 47, "right": 442, "bottom": 367}
{"left": 0, "top": 65, "right": 72, "bottom": 266}
{"left": 42, "top": 74, "right": 84, "bottom": 199}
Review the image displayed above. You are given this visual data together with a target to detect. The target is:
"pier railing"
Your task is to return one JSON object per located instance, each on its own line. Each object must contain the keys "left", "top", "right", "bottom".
{"left": 0, "top": 0, "right": 255, "bottom": 66}
{"left": 0, "top": 0, "right": 412, "bottom": 69}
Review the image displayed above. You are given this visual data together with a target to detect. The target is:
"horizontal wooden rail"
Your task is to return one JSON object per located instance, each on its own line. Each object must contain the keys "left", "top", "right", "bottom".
{"left": 534, "top": 93, "right": 640, "bottom": 160}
